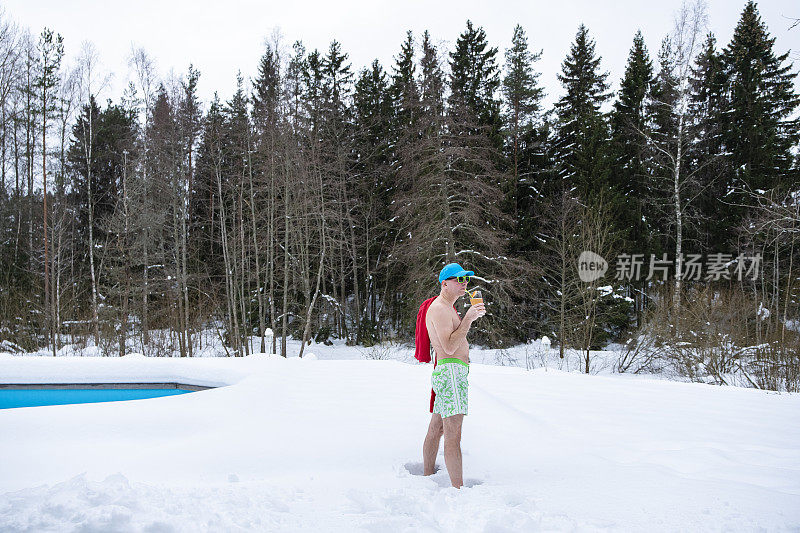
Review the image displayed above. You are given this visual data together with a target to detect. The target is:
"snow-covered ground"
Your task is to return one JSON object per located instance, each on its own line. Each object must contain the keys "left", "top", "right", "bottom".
{"left": 1, "top": 340, "right": 799, "bottom": 532}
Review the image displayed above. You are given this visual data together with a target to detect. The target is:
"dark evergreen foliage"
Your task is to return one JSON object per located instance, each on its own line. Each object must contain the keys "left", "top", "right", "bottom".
{"left": 553, "top": 25, "right": 612, "bottom": 198}
{"left": 448, "top": 20, "right": 503, "bottom": 150}
{"left": 67, "top": 97, "right": 136, "bottom": 263}
{"left": 502, "top": 24, "right": 544, "bottom": 223}
{"left": 609, "top": 31, "right": 655, "bottom": 254}
{"left": 688, "top": 33, "right": 729, "bottom": 251}
{"left": 721, "top": 1, "right": 799, "bottom": 214}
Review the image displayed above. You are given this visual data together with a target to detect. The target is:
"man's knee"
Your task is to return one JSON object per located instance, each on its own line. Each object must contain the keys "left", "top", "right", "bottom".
{"left": 427, "top": 423, "right": 443, "bottom": 439}
{"left": 428, "top": 415, "right": 444, "bottom": 436}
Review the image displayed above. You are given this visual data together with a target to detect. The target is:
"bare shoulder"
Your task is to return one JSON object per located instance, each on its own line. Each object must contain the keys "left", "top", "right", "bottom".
{"left": 427, "top": 299, "right": 455, "bottom": 331}
{"left": 428, "top": 298, "right": 449, "bottom": 318}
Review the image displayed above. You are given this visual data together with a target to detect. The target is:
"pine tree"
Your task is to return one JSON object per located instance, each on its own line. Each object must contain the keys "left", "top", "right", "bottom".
{"left": 35, "top": 28, "right": 63, "bottom": 356}
{"left": 553, "top": 24, "right": 612, "bottom": 198}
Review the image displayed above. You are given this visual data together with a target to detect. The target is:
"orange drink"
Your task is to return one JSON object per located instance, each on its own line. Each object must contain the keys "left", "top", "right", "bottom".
{"left": 468, "top": 290, "right": 483, "bottom": 306}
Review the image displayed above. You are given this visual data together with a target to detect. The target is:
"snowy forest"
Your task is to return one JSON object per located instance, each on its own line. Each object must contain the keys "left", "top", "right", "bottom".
{"left": 0, "top": 1, "right": 798, "bottom": 390}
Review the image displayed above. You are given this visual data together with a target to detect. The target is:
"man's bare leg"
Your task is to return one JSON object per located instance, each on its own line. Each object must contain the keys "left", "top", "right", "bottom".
{"left": 442, "top": 414, "right": 464, "bottom": 488}
{"left": 423, "top": 413, "right": 443, "bottom": 475}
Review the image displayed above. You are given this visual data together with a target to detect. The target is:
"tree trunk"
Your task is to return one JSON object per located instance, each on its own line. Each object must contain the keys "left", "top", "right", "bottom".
{"left": 674, "top": 112, "right": 684, "bottom": 312}
{"left": 268, "top": 136, "right": 277, "bottom": 354}
{"left": 299, "top": 171, "right": 327, "bottom": 358}
{"left": 280, "top": 157, "right": 290, "bottom": 358}
{"left": 247, "top": 145, "right": 266, "bottom": 354}
{"left": 183, "top": 152, "right": 192, "bottom": 357}
{"left": 217, "top": 164, "right": 239, "bottom": 356}
{"left": 86, "top": 120, "right": 100, "bottom": 350}
{"left": 120, "top": 153, "right": 130, "bottom": 356}
{"left": 42, "top": 80, "right": 55, "bottom": 357}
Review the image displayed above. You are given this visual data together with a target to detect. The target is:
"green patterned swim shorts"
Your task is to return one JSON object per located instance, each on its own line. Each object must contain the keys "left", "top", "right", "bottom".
{"left": 432, "top": 358, "right": 469, "bottom": 418}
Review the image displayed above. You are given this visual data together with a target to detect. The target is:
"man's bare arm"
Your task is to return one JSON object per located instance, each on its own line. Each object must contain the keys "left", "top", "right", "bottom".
{"left": 429, "top": 304, "right": 482, "bottom": 356}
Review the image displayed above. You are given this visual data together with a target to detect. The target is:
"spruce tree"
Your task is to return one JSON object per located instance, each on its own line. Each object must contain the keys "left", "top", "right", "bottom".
{"left": 353, "top": 60, "right": 393, "bottom": 342}
{"left": 688, "top": 33, "right": 728, "bottom": 252}
{"left": 553, "top": 24, "right": 612, "bottom": 198}
{"left": 649, "top": 38, "right": 679, "bottom": 151}
{"left": 191, "top": 95, "right": 226, "bottom": 304}
{"left": 502, "top": 24, "right": 543, "bottom": 218}
{"left": 608, "top": 31, "right": 656, "bottom": 326}
{"left": 448, "top": 20, "right": 503, "bottom": 150}
{"left": 302, "top": 49, "right": 325, "bottom": 137}
{"left": 354, "top": 60, "right": 391, "bottom": 168}
{"left": 441, "top": 21, "right": 532, "bottom": 342}
{"left": 252, "top": 45, "right": 280, "bottom": 130}
{"left": 286, "top": 41, "right": 307, "bottom": 127}
{"left": 390, "top": 31, "right": 419, "bottom": 133}
{"left": 419, "top": 30, "right": 444, "bottom": 124}
{"left": 609, "top": 31, "right": 654, "bottom": 256}
{"left": 322, "top": 40, "right": 353, "bottom": 132}
{"left": 722, "top": 1, "right": 799, "bottom": 193}
{"left": 68, "top": 97, "right": 134, "bottom": 264}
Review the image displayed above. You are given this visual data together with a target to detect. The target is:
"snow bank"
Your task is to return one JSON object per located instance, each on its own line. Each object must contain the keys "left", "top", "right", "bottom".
{"left": 1, "top": 355, "right": 798, "bottom": 531}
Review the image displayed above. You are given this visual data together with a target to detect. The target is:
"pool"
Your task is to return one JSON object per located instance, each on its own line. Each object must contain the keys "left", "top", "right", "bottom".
{"left": 0, "top": 383, "right": 210, "bottom": 409}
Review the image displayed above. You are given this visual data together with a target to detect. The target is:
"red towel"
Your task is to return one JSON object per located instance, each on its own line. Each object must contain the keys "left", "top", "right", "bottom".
{"left": 415, "top": 297, "right": 437, "bottom": 363}
{"left": 415, "top": 296, "right": 438, "bottom": 412}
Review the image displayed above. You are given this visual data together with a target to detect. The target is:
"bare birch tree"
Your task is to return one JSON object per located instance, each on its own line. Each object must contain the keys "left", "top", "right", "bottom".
{"left": 128, "top": 46, "right": 157, "bottom": 350}
{"left": 644, "top": 0, "right": 708, "bottom": 310}
{"left": 75, "top": 41, "right": 109, "bottom": 348}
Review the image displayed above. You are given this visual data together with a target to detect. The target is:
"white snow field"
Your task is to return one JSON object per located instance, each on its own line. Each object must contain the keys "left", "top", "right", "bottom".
{"left": 1, "top": 347, "right": 799, "bottom": 532}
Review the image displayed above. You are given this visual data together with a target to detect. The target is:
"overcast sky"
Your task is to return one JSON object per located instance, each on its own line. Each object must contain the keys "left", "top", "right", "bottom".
{"left": 3, "top": 0, "right": 799, "bottom": 111}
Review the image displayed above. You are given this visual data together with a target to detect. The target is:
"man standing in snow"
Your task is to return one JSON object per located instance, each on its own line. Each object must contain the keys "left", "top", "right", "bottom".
{"left": 422, "top": 263, "right": 485, "bottom": 488}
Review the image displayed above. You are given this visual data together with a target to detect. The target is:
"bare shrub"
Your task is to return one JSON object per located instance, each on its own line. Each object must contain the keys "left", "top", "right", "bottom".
{"left": 494, "top": 348, "right": 519, "bottom": 367}
{"left": 740, "top": 336, "right": 800, "bottom": 392}
{"left": 616, "top": 322, "right": 662, "bottom": 374}
{"left": 625, "top": 285, "right": 799, "bottom": 391}
{"left": 524, "top": 340, "right": 551, "bottom": 370}
{"left": 360, "top": 342, "right": 394, "bottom": 360}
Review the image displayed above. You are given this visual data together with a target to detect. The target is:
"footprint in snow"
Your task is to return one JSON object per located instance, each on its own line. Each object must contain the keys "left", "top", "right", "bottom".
{"left": 403, "top": 462, "right": 483, "bottom": 488}
{"left": 403, "top": 461, "right": 440, "bottom": 475}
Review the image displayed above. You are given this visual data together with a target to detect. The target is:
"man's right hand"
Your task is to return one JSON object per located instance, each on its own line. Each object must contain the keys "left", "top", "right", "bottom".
{"left": 464, "top": 302, "right": 486, "bottom": 323}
